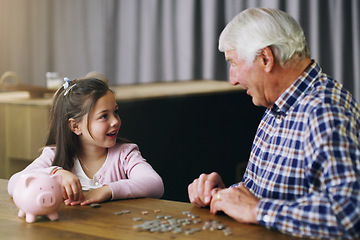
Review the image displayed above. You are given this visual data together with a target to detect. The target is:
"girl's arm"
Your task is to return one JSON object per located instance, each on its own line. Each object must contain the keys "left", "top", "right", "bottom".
{"left": 109, "top": 163, "right": 164, "bottom": 200}
{"left": 105, "top": 144, "right": 164, "bottom": 200}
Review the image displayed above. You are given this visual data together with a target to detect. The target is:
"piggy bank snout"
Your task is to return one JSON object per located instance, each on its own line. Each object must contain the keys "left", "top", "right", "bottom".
{"left": 37, "top": 192, "right": 57, "bottom": 207}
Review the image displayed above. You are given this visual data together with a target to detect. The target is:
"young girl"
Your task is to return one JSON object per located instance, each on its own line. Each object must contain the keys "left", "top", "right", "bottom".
{"left": 8, "top": 77, "right": 164, "bottom": 206}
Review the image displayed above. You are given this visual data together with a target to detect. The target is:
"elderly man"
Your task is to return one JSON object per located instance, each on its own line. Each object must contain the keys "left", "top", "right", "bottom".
{"left": 188, "top": 8, "right": 360, "bottom": 239}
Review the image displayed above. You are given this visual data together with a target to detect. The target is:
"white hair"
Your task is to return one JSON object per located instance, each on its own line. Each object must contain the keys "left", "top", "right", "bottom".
{"left": 219, "top": 8, "right": 310, "bottom": 67}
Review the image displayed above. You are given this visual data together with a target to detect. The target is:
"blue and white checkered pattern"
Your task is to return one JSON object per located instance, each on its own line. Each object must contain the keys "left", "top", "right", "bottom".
{"left": 239, "top": 61, "right": 360, "bottom": 239}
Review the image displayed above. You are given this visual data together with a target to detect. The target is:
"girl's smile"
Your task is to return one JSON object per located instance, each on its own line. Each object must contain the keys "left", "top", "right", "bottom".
{"left": 106, "top": 130, "right": 118, "bottom": 139}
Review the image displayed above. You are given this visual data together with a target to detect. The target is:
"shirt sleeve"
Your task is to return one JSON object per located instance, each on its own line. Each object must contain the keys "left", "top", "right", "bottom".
{"left": 106, "top": 144, "right": 164, "bottom": 200}
{"left": 8, "top": 147, "right": 59, "bottom": 196}
{"left": 255, "top": 105, "right": 360, "bottom": 239}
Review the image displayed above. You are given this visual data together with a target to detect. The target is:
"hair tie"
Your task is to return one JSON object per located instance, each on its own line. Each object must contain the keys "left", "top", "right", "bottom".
{"left": 63, "top": 77, "right": 76, "bottom": 96}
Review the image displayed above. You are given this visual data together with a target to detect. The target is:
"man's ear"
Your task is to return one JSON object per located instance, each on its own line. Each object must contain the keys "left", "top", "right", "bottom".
{"left": 260, "top": 46, "right": 274, "bottom": 73}
{"left": 68, "top": 118, "right": 82, "bottom": 135}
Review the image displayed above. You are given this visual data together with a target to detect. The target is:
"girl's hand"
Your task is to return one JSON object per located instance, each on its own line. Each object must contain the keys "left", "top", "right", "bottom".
{"left": 66, "top": 185, "right": 112, "bottom": 206}
{"left": 54, "top": 169, "right": 84, "bottom": 202}
{"left": 80, "top": 185, "right": 112, "bottom": 205}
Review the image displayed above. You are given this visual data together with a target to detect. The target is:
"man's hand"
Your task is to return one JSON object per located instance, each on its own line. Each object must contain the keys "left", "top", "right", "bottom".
{"left": 188, "top": 172, "right": 226, "bottom": 207}
{"left": 210, "top": 183, "right": 259, "bottom": 224}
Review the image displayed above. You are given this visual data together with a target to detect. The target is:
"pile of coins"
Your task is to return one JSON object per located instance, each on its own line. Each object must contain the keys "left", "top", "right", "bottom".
{"left": 92, "top": 203, "right": 234, "bottom": 236}
{"left": 122, "top": 210, "right": 233, "bottom": 236}
{"left": 133, "top": 218, "right": 201, "bottom": 235}
{"left": 202, "top": 219, "right": 233, "bottom": 236}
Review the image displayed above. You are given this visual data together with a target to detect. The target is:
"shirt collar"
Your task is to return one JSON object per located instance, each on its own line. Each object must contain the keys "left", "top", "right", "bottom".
{"left": 271, "top": 60, "right": 321, "bottom": 116}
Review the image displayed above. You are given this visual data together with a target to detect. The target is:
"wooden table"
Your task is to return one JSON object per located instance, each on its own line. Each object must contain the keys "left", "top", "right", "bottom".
{"left": 0, "top": 179, "right": 298, "bottom": 240}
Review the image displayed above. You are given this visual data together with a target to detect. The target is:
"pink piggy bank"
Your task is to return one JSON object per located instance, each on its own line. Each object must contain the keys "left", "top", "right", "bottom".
{"left": 12, "top": 172, "right": 63, "bottom": 223}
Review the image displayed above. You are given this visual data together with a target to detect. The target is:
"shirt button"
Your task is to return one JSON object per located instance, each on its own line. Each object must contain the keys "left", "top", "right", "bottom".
{"left": 275, "top": 117, "right": 282, "bottom": 124}
{"left": 95, "top": 181, "right": 99, "bottom": 186}
{"left": 263, "top": 214, "right": 271, "bottom": 223}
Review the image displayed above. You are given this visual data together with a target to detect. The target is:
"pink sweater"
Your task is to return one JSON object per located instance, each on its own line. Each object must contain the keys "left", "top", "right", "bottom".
{"left": 8, "top": 143, "right": 164, "bottom": 200}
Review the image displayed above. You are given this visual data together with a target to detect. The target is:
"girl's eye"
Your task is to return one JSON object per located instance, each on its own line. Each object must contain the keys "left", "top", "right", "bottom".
{"left": 101, "top": 114, "right": 108, "bottom": 119}
{"left": 114, "top": 109, "right": 119, "bottom": 115}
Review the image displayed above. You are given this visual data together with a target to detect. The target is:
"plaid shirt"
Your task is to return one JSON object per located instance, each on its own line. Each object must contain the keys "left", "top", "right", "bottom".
{"left": 240, "top": 61, "right": 360, "bottom": 239}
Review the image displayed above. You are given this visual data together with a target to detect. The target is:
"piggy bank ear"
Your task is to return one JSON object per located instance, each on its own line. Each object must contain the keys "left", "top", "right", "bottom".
{"left": 51, "top": 174, "right": 62, "bottom": 184}
{"left": 23, "top": 175, "right": 36, "bottom": 189}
